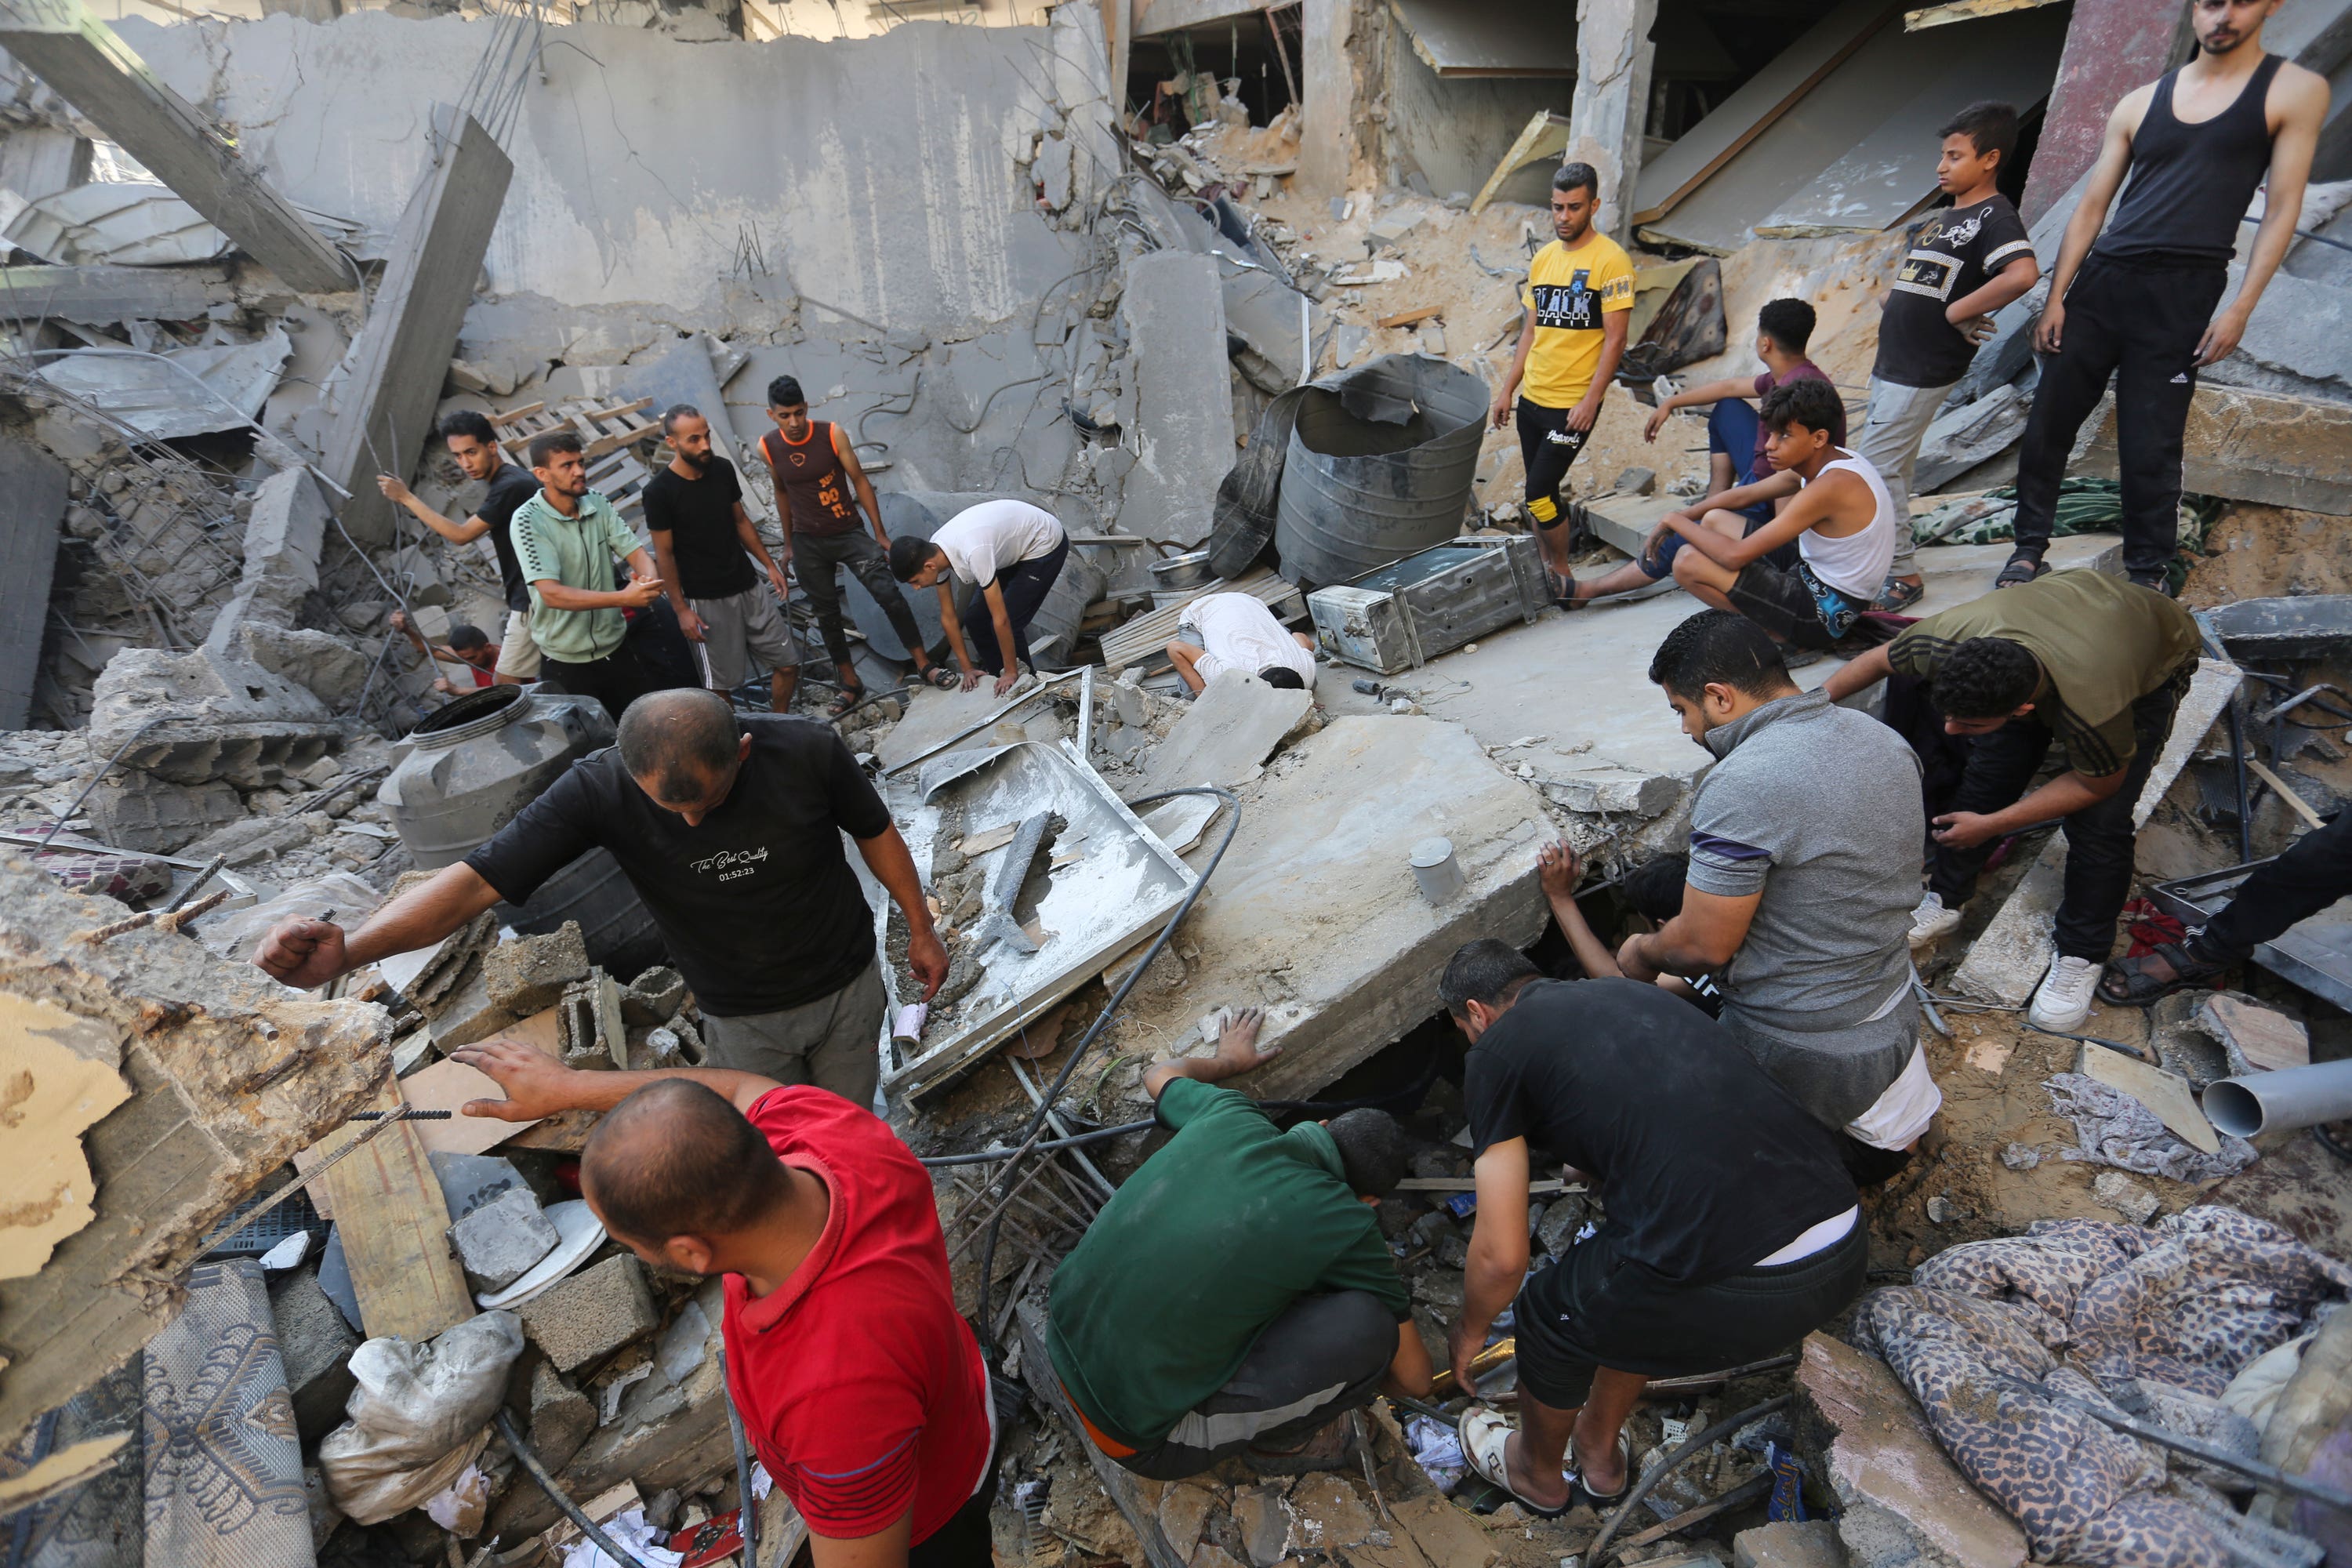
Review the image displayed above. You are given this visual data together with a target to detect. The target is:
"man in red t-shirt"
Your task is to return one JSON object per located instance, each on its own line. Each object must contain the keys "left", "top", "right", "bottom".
{"left": 452, "top": 1042, "right": 995, "bottom": 1565}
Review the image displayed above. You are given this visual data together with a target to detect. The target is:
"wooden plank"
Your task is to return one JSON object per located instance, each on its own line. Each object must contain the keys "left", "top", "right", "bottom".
{"left": 402, "top": 1007, "right": 561, "bottom": 1156}
{"left": 312, "top": 1081, "right": 475, "bottom": 1341}
{"left": 490, "top": 400, "right": 547, "bottom": 428}
{"left": 1629, "top": 0, "right": 1899, "bottom": 227}
{"left": 1905, "top": 0, "right": 2062, "bottom": 28}
{"left": 1376, "top": 305, "right": 1443, "bottom": 329}
{"left": 0, "top": 0, "right": 348, "bottom": 291}
{"left": 1098, "top": 567, "right": 1304, "bottom": 670}
{"left": 1467, "top": 110, "right": 1570, "bottom": 217}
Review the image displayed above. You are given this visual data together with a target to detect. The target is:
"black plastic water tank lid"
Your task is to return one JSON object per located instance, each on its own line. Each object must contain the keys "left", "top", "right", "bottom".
{"left": 405, "top": 684, "right": 532, "bottom": 751}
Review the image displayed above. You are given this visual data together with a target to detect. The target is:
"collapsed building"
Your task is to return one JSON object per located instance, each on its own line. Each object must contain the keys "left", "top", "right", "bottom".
{"left": 4, "top": 0, "right": 2352, "bottom": 1562}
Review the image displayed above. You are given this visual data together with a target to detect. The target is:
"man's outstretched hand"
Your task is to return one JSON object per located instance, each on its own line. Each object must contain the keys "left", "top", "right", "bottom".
{"left": 908, "top": 927, "right": 949, "bottom": 1002}
{"left": 256, "top": 918, "right": 350, "bottom": 990}
{"left": 448, "top": 1040, "right": 585, "bottom": 1121}
{"left": 1205, "top": 1005, "right": 1281, "bottom": 1079}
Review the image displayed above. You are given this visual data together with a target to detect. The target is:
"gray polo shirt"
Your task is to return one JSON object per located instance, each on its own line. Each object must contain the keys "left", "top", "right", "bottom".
{"left": 1686, "top": 689, "right": 1924, "bottom": 1128}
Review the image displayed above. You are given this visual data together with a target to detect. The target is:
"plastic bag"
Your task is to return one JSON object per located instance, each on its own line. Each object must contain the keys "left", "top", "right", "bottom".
{"left": 318, "top": 1312, "right": 524, "bottom": 1523}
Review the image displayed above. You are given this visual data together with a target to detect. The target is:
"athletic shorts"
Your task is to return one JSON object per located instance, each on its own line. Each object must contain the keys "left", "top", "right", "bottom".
{"left": 1726, "top": 558, "right": 1871, "bottom": 650}
{"left": 691, "top": 584, "right": 799, "bottom": 689}
{"left": 494, "top": 608, "right": 543, "bottom": 679}
{"left": 1512, "top": 1222, "right": 1867, "bottom": 1407}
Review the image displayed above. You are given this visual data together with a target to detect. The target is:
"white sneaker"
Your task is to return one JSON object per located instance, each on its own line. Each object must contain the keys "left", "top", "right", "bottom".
{"left": 2030, "top": 955, "right": 2101, "bottom": 1032}
{"left": 1909, "top": 891, "right": 1962, "bottom": 947}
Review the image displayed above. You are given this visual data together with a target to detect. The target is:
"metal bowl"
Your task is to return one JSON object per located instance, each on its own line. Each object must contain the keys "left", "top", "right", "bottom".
{"left": 1149, "top": 550, "right": 1215, "bottom": 590}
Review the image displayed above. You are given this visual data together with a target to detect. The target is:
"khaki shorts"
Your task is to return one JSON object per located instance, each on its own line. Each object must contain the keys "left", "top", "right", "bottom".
{"left": 494, "top": 608, "right": 543, "bottom": 679}
{"left": 700, "top": 958, "right": 884, "bottom": 1107}
{"left": 691, "top": 584, "right": 800, "bottom": 689}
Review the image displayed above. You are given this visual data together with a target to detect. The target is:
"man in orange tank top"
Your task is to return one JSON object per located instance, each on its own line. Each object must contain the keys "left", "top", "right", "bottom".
{"left": 759, "top": 376, "right": 946, "bottom": 719}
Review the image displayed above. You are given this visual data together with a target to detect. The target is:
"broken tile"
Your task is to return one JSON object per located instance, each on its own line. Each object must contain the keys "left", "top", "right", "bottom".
{"left": 2080, "top": 1043, "right": 2219, "bottom": 1155}
{"left": 2196, "top": 993, "right": 2310, "bottom": 1075}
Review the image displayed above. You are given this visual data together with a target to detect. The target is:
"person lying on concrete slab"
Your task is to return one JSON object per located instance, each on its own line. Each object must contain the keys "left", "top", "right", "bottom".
{"left": 447, "top": 1041, "right": 995, "bottom": 1568}
{"left": 1438, "top": 939, "right": 1865, "bottom": 1519}
{"left": 2101, "top": 807, "right": 2350, "bottom": 1005}
{"left": 254, "top": 688, "right": 945, "bottom": 1105}
{"left": 1166, "top": 590, "right": 1317, "bottom": 695}
{"left": 1046, "top": 1005, "right": 1431, "bottom": 1480}
{"left": 1824, "top": 568, "right": 2200, "bottom": 1031}
{"left": 1623, "top": 379, "right": 1897, "bottom": 653}
{"left": 1622, "top": 612, "right": 1938, "bottom": 1183}
{"left": 889, "top": 499, "right": 1069, "bottom": 698}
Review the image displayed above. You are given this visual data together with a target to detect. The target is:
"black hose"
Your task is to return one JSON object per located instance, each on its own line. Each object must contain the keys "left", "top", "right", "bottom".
{"left": 495, "top": 1411, "right": 652, "bottom": 1568}
{"left": 717, "top": 1348, "right": 760, "bottom": 1566}
{"left": 1585, "top": 1392, "right": 1794, "bottom": 1565}
{"left": 2227, "top": 699, "right": 2254, "bottom": 865}
{"left": 921, "top": 1120, "right": 1155, "bottom": 1166}
{"left": 973, "top": 786, "right": 1242, "bottom": 1345}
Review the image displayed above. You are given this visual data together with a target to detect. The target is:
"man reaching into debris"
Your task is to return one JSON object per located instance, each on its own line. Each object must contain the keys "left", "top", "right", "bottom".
{"left": 1857, "top": 101, "right": 2039, "bottom": 611}
{"left": 1630, "top": 380, "right": 1897, "bottom": 651}
{"left": 1165, "top": 590, "right": 1316, "bottom": 695}
{"left": 2101, "top": 808, "right": 2350, "bottom": 1004}
{"left": 390, "top": 610, "right": 500, "bottom": 695}
{"left": 443, "top": 1046, "right": 996, "bottom": 1566}
{"left": 1488, "top": 162, "right": 1635, "bottom": 590}
{"left": 645, "top": 405, "right": 800, "bottom": 713}
{"left": 1626, "top": 612, "right": 1939, "bottom": 1179}
{"left": 1438, "top": 940, "right": 1864, "bottom": 1519}
{"left": 509, "top": 430, "right": 671, "bottom": 721}
{"left": 1824, "top": 569, "right": 2201, "bottom": 1030}
{"left": 2002, "top": 0, "right": 2325, "bottom": 593}
{"left": 255, "top": 688, "right": 946, "bottom": 1104}
{"left": 1047, "top": 1007, "right": 1429, "bottom": 1479}
{"left": 757, "top": 377, "right": 948, "bottom": 717}
{"left": 376, "top": 409, "right": 544, "bottom": 684}
{"left": 888, "top": 499, "right": 1071, "bottom": 697}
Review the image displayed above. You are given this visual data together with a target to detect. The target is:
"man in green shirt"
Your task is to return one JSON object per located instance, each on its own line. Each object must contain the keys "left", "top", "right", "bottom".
{"left": 1825, "top": 568, "right": 2200, "bottom": 1031}
{"left": 510, "top": 429, "right": 672, "bottom": 720}
{"left": 1047, "top": 1008, "right": 1432, "bottom": 1479}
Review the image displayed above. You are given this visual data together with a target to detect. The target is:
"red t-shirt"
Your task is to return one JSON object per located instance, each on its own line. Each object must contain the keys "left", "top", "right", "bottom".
{"left": 720, "top": 1087, "right": 993, "bottom": 1544}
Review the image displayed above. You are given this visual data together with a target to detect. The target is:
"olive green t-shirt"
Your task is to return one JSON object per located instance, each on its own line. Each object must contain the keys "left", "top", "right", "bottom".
{"left": 1045, "top": 1079, "right": 1410, "bottom": 1450}
{"left": 1888, "top": 570, "right": 2199, "bottom": 778}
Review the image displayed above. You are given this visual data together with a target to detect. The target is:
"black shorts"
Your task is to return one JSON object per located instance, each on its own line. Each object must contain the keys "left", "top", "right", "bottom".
{"left": 1512, "top": 1223, "right": 1867, "bottom": 1407}
{"left": 1726, "top": 558, "right": 1871, "bottom": 650}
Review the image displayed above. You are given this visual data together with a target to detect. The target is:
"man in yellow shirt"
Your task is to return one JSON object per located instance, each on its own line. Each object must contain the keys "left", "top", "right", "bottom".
{"left": 1490, "top": 163, "right": 1636, "bottom": 590}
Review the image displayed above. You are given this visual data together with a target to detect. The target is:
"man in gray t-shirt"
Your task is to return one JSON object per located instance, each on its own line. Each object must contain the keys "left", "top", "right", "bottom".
{"left": 1616, "top": 613, "right": 1938, "bottom": 1160}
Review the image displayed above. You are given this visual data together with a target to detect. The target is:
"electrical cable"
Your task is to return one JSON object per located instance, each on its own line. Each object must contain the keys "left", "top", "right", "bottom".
{"left": 495, "top": 1412, "right": 652, "bottom": 1568}
{"left": 1585, "top": 1393, "right": 1793, "bottom": 1565}
{"left": 972, "top": 784, "right": 1241, "bottom": 1345}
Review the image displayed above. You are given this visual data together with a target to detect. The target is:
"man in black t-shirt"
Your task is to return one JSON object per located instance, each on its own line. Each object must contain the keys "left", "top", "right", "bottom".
{"left": 645, "top": 405, "right": 800, "bottom": 713}
{"left": 379, "top": 408, "right": 548, "bottom": 683}
{"left": 1857, "top": 101, "right": 2040, "bottom": 609}
{"left": 254, "top": 689, "right": 947, "bottom": 1105}
{"left": 1435, "top": 940, "right": 1862, "bottom": 1520}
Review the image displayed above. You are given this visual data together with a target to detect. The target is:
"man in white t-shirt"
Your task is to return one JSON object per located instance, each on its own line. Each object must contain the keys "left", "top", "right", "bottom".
{"left": 888, "top": 499, "right": 1070, "bottom": 697}
{"left": 1167, "top": 592, "right": 1317, "bottom": 695}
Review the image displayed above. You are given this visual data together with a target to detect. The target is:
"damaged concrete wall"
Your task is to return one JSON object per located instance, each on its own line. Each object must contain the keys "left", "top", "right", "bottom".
{"left": 1380, "top": 27, "right": 1570, "bottom": 205}
{"left": 120, "top": 11, "right": 1092, "bottom": 359}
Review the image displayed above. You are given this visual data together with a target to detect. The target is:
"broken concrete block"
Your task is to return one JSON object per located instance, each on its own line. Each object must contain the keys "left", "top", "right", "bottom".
{"left": 1119, "top": 251, "right": 1234, "bottom": 548}
{"left": 2075, "top": 383, "right": 2352, "bottom": 515}
{"left": 1951, "top": 837, "right": 2066, "bottom": 1007}
{"left": 515, "top": 1254, "right": 658, "bottom": 1374}
{"left": 2196, "top": 993, "right": 2310, "bottom": 1076}
{"left": 89, "top": 644, "right": 339, "bottom": 788}
{"left": 1734, "top": 1522, "right": 1846, "bottom": 1568}
{"left": 1332, "top": 321, "right": 1370, "bottom": 367}
{"left": 2093, "top": 1171, "right": 2161, "bottom": 1225}
{"left": 1418, "top": 322, "right": 1446, "bottom": 356}
{"left": 267, "top": 1265, "right": 362, "bottom": 1445}
{"left": 0, "top": 857, "right": 385, "bottom": 1453}
{"left": 449, "top": 1185, "right": 561, "bottom": 1294}
{"left": 227, "top": 622, "right": 375, "bottom": 711}
{"left": 1134, "top": 669, "right": 1313, "bottom": 795}
{"left": 1795, "top": 1334, "right": 2026, "bottom": 1568}
{"left": 1367, "top": 206, "right": 1424, "bottom": 249}
{"left": 1285, "top": 1474, "right": 1375, "bottom": 1552}
{"left": 1232, "top": 1485, "right": 1292, "bottom": 1568}
{"left": 620, "top": 966, "right": 685, "bottom": 1025}
{"left": 484, "top": 922, "right": 590, "bottom": 1014}
{"left": 204, "top": 466, "right": 328, "bottom": 648}
{"left": 1157, "top": 1483, "right": 1216, "bottom": 1562}
{"left": 1539, "top": 767, "right": 1682, "bottom": 818}
{"left": 85, "top": 771, "right": 245, "bottom": 854}
{"left": 1033, "top": 133, "right": 1073, "bottom": 212}
{"left": 182, "top": 810, "right": 331, "bottom": 869}
{"left": 528, "top": 1359, "right": 597, "bottom": 1475}
{"left": 428, "top": 1152, "right": 528, "bottom": 1224}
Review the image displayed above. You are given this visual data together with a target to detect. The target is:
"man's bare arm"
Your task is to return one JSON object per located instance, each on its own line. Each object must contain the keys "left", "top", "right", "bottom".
{"left": 378, "top": 476, "right": 492, "bottom": 546}
{"left": 1141, "top": 1005, "right": 1279, "bottom": 1101}
{"left": 1619, "top": 887, "right": 1762, "bottom": 980}
{"left": 449, "top": 1040, "right": 782, "bottom": 1121}
{"left": 1450, "top": 1137, "right": 1530, "bottom": 1387}
{"left": 1674, "top": 470, "right": 1860, "bottom": 572}
{"left": 1822, "top": 642, "right": 1895, "bottom": 702}
{"left": 2202, "top": 65, "right": 2330, "bottom": 365}
{"left": 254, "top": 862, "right": 504, "bottom": 989}
{"left": 834, "top": 427, "right": 891, "bottom": 550}
{"left": 2038, "top": 93, "right": 2145, "bottom": 352}
{"left": 854, "top": 826, "right": 948, "bottom": 1002}
{"left": 648, "top": 529, "right": 701, "bottom": 641}
{"left": 1490, "top": 306, "right": 1536, "bottom": 428}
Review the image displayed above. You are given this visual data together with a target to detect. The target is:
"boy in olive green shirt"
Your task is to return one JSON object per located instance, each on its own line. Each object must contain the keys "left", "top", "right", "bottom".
{"left": 1047, "top": 1008, "right": 1432, "bottom": 1479}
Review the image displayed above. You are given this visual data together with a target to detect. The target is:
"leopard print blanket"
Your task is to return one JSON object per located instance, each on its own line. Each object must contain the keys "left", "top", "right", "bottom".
{"left": 1853, "top": 1206, "right": 2352, "bottom": 1568}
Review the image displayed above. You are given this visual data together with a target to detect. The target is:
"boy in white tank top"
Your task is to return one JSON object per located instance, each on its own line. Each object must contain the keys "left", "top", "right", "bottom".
{"left": 1646, "top": 378, "right": 1894, "bottom": 651}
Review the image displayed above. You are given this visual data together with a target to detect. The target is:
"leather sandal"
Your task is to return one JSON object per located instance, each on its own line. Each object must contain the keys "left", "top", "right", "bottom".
{"left": 2098, "top": 942, "right": 2230, "bottom": 1007}
{"left": 1994, "top": 551, "right": 2049, "bottom": 590}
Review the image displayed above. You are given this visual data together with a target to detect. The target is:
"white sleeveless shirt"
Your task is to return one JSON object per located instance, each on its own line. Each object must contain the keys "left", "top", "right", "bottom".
{"left": 1795, "top": 450, "right": 1896, "bottom": 600}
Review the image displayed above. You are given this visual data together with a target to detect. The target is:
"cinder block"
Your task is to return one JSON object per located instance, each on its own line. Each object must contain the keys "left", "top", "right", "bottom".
{"left": 483, "top": 922, "right": 590, "bottom": 1014}
{"left": 448, "top": 1187, "right": 559, "bottom": 1294}
{"left": 515, "top": 1254, "right": 657, "bottom": 1373}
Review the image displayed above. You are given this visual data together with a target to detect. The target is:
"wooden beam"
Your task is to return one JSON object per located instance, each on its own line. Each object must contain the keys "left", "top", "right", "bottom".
{"left": 310, "top": 1082, "right": 475, "bottom": 1342}
{"left": 1904, "top": 0, "right": 2062, "bottom": 28}
{"left": 322, "top": 103, "right": 513, "bottom": 546}
{"left": 0, "top": 262, "right": 234, "bottom": 325}
{"left": 0, "top": 0, "right": 349, "bottom": 292}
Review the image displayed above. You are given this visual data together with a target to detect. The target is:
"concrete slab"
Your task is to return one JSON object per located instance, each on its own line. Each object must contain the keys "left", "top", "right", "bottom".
{"left": 876, "top": 680, "right": 1058, "bottom": 772}
{"left": 1118, "top": 251, "right": 1234, "bottom": 549}
{"left": 2075, "top": 383, "right": 2352, "bottom": 517}
{"left": 1951, "top": 836, "right": 2064, "bottom": 1007}
{"left": 1116, "top": 717, "right": 1549, "bottom": 1101}
{"left": 2132, "top": 655, "right": 2240, "bottom": 829}
{"left": 1134, "top": 670, "right": 1312, "bottom": 795}
{"left": 0, "top": 436, "right": 67, "bottom": 729}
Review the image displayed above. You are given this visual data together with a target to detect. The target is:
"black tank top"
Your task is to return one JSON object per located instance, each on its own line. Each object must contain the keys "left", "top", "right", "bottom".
{"left": 760, "top": 421, "right": 858, "bottom": 536}
{"left": 2095, "top": 53, "right": 2283, "bottom": 267}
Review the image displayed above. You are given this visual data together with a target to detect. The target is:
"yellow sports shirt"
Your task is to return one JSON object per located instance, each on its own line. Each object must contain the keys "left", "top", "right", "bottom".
{"left": 1519, "top": 232, "right": 1636, "bottom": 409}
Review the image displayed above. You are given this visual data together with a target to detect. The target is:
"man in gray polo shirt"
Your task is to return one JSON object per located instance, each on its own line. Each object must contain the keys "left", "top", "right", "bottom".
{"left": 1615, "top": 612, "right": 1940, "bottom": 1178}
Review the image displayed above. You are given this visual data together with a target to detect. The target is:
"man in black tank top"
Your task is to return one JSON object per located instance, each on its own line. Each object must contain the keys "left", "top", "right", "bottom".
{"left": 2005, "top": 0, "right": 2324, "bottom": 593}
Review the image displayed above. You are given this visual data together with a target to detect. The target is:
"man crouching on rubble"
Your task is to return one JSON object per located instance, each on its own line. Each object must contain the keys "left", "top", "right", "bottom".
{"left": 1439, "top": 938, "right": 1864, "bottom": 1518}
{"left": 449, "top": 1042, "right": 996, "bottom": 1566}
{"left": 1047, "top": 1007, "right": 1431, "bottom": 1479}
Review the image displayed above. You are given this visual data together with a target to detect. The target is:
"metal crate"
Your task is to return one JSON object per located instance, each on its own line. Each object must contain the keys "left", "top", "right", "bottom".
{"left": 2148, "top": 859, "right": 2352, "bottom": 1012}
{"left": 1306, "top": 535, "right": 1546, "bottom": 675}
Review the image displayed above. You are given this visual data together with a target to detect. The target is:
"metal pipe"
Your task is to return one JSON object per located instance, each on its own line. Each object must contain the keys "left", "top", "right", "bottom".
{"left": 2205, "top": 1060, "right": 2352, "bottom": 1138}
{"left": 495, "top": 1412, "right": 652, "bottom": 1567}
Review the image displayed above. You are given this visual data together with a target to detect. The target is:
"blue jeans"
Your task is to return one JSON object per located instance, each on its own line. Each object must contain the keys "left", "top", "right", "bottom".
{"left": 1641, "top": 401, "right": 1791, "bottom": 580}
